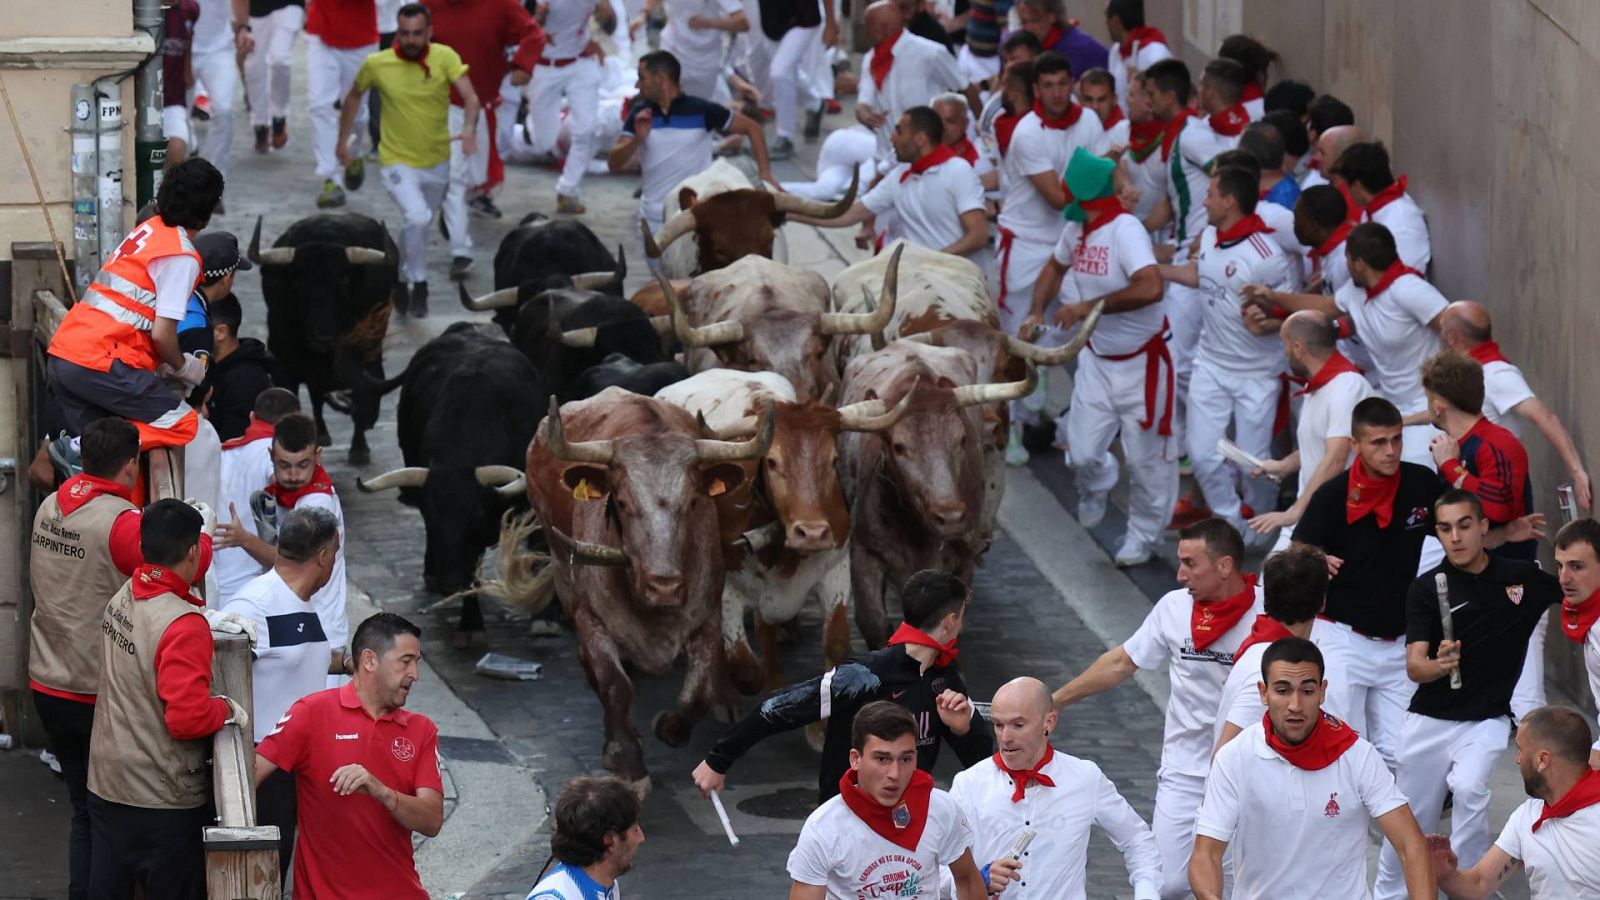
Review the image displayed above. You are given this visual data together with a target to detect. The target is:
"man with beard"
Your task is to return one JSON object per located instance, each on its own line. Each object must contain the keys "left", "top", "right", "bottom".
{"left": 525, "top": 776, "right": 645, "bottom": 900}
{"left": 1552, "top": 518, "right": 1600, "bottom": 769}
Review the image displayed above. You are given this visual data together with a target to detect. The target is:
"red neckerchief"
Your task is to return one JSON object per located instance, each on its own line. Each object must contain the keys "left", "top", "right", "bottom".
{"left": 1364, "top": 175, "right": 1408, "bottom": 217}
{"left": 1041, "top": 25, "right": 1063, "bottom": 49}
{"left": 993, "top": 745, "right": 1056, "bottom": 802}
{"left": 838, "top": 768, "right": 934, "bottom": 851}
{"left": 1033, "top": 99, "right": 1083, "bottom": 130}
{"left": 1191, "top": 573, "right": 1257, "bottom": 650}
{"left": 1101, "top": 105, "right": 1125, "bottom": 129}
{"left": 900, "top": 145, "right": 957, "bottom": 183}
{"left": 1241, "top": 82, "right": 1264, "bottom": 104}
{"left": 1346, "top": 456, "right": 1399, "bottom": 527}
{"left": 1118, "top": 25, "right": 1167, "bottom": 58}
{"left": 1159, "top": 109, "right": 1191, "bottom": 161}
{"left": 1295, "top": 351, "right": 1363, "bottom": 397}
{"left": 220, "top": 416, "right": 275, "bottom": 450}
{"left": 887, "top": 621, "right": 959, "bottom": 667}
{"left": 264, "top": 465, "right": 335, "bottom": 509}
{"left": 131, "top": 563, "right": 203, "bottom": 606}
{"left": 1467, "top": 341, "right": 1510, "bottom": 366}
{"left": 57, "top": 474, "right": 134, "bottom": 516}
{"left": 1127, "top": 119, "right": 1164, "bottom": 161}
{"left": 870, "top": 30, "right": 901, "bottom": 90}
{"left": 1263, "top": 711, "right": 1359, "bottom": 770}
{"left": 995, "top": 111, "right": 1022, "bottom": 156}
{"left": 1533, "top": 769, "right": 1600, "bottom": 833}
{"left": 392, "top": 40, "right": 431, "bottom": 79}
{"left": 1079, "top": 196, "right": 1127, "bottom": 237}
{"left": 1562, "top": 587, "right": 1600, "bottom": 644}
{"left": 1308, "top": 220, "right": 1353, "bottom": 260}
{"left": 1208, "top": 103, "right": 1250, "bottom": 137}
{"left": 1214, "top": 214, "right": 1274, "bottom": 247}
{"left": 1364, "top": 260, "right": 1424, "bottom": 301}
{"left": 1233, "top": 614, "right": 1296, "bottom": 658}
{"left": 949, "top": 137, "right": 979, "bottom": 164}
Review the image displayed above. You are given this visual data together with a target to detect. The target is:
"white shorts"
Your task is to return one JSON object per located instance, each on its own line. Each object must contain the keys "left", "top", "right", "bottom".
{"left": 162, "top": 105, "right": 191, "bottom": 145}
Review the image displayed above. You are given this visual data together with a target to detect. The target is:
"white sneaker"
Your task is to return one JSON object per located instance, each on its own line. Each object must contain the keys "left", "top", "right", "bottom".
{"left": 1004, "top": 422, "right": 1029, "bottom": 467}
{"left": 1078, "top": 493, "right": 1107, "bottom": 529}
{"left": 39, "top": 748, "right": 61, "bottom": 775}
{"left": 1114, "top": 537, "right": 1152, "bottom": 567}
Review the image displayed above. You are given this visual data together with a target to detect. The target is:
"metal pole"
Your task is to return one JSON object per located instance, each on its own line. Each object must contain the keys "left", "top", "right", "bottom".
{"left": 70, "top": 83, "right": 99, "bottom": 294}
{"left": 132, "top": 0, "right": 165, "bottom": 207}
{"left": 96, "top": 89, "right": 125, "bottom": 265}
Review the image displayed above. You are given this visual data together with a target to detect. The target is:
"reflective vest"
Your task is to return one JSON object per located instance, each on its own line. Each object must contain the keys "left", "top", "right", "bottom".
{"left": 49, "top": 219, "right": 201, "bottom": 372}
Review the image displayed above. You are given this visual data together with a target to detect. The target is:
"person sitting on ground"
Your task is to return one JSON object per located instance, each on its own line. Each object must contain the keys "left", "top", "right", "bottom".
{"left": 202, "top": 293, "right": 275, "bottom": 442}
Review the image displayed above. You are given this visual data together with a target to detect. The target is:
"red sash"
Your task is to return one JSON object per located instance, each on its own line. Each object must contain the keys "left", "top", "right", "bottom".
{"left": 838, "top": 769, "right": 934, "bottom": 851}
{"left": 1346, "top": 456, "right": 1399, "bottom": 527}
{"left": 264, "top": 465, "right": 335, "bottom": 509}
{"left": 887, "top": 622, "right": 959, "bottom": 668}
{"left": 1118, "top": 25, "right": 1167, "bottom": 58}
{"left": 1533, "top": 769, "right": 1600, "bottom": 833}
{"left": 993, "top": 745, "right": 1056, "bottom": 802}
{"left": 1264, "top": 711, "right": 1359, "bottom": 770}
{"left": 900, "top": 145, "right": 957, "bottom": 183}
{"left": 57, "top": 474, "right": 134, "bottom": 516}
{"left": 1233, "top": 614, "right": 1296, "bottom": 659}
{"left": 1363, "top": 260, "right": 1423, "bottom": 302}
{"left": 1192, "top": 574, "right": 1257, "bottom": 650}
{"left": 220, "top": 416, "right": 275, "bottom": 450}
{"left": 131, "top": 563, "right": 203, "bottom": 607}
{"left": 1364, "top": 175, "right": 1408, "bottom": 218}
{"left": 1295, "top": 352, "right": 1363, "bottom": 397}
{"left": 1033, "top": 99, "right": 1083, "bottom": 130}
{"left": 1562, "top": 588, "right": 1600, "bottom": 644}
{"left": 1091, "top": 318, "right": 1174, "bottom": 437}
{"left": 869, "top": 31, "right": 901, "bottom": 91}
{"left": 1467, "top": 341, "right": 1510, "bottom": 366}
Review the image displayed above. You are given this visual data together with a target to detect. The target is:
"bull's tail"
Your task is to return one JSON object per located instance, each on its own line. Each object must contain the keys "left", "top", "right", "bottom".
{"left": 475, "top": 508, "right": 557, "bottom": 613}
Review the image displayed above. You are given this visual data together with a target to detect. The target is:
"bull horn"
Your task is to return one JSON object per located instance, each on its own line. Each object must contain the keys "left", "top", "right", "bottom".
{"left": 953, "top": 361, "right": 1039, "bottom": 407}
{"left": 899, "top": 331, "right": 940, "bottom": 346}
{"left": 647, "top": 315, "right": 675, "bottom": 336}
{"left": 545, "top": 523, "right": 630, "bottom": 567}
{"left": 571, "top": 271, "right": 618, "bottom": 290}
{"left": 1004, "top": 299, "right": 1107, "bottom": 365}
{"left": 345, "top": 246, "right": 389, "bottom": 266}
{"left": 474, "top": 465, "right": 526, "bottom": 498}
{"left": 695, "top": 399, "right": 775, "bottom": 462}
{"left": 357, "top": 467, "right": 429, "bottom": 492}
{"left": 838, "top": 378, "right": 918, "bottom": 432}
{"left": 819, "top": 244, "right": 902, "bottom": 336}
{"left": 544, "top": 396, "right": 614, "bottom": 464}
{"left": 248, "top": 217, "right": 296, "bottom": 266}
{"left": 645, "top": 209, "right": 697, "bottom": 258}
{"left": 735, "top": 521, "right": 783, "bottom": 553}
{"left": 556, "top": 326, "right": 597, "bottom": 348}
{"left": 459, "top": 282, "right": 521, "bottom": 311}
{"left": 660, "top": 267, "right": 744, "bottom": 348}
{"left": 771, "top": 168, "right": 859, "bottom": 218}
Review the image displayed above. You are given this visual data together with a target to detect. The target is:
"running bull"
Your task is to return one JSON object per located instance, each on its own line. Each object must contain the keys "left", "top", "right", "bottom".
{"left": 459, "top": 214, "right": 628, "bottom": 332}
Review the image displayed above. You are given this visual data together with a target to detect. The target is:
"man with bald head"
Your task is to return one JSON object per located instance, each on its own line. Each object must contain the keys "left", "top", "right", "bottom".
{"left": 1247, "top": 309, "right": 1373, "bottom": 549}
{"left": 857, "top": 0, "right": 967, "bottom": 164}
{"left": 1306, "top": 123, "right": 1363, "bottom": 191}
{"left": 947, "top": 677, "right": 1161, "bottom": 898}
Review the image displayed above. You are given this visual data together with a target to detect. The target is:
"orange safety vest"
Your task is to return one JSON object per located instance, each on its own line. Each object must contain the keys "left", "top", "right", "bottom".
{"left": 49, "top": 219, "right": 201, "bottom": 372}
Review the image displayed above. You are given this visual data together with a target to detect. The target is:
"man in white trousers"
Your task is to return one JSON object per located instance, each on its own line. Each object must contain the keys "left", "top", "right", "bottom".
{"left": 765, "top": 0, "right": 838, "bottom": 159}
{"left": 306, "top": 0, "right": 379, "bottom": 208}
{"left": 526, "top": 0, "right": 613, "bottom": 214}
{"left": 191, "top": 0, "right": 253, "bottom": 209}
{"left": 245, "top": 0, "right": 304, "bottom": 154}
{"left": 857, "top": 0, "right": 965, "bottom": 165}
{"left": 652, "top": 0, "right": 748, "bottom": 100}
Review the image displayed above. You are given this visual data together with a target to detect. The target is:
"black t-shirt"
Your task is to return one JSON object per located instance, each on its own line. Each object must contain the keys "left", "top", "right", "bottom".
{"left": 758, "top": 0, "right": 822, "bottom": 41}
{"left": 1292, "top": 462, "right": 1444, "bottom": 638}
{"left": 1405, "top": 557, "right": 1560, "bottom": 720}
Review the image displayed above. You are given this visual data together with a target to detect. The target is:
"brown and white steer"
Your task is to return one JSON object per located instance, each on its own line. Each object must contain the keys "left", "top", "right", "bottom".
{"left": 524, "top": 388, "right": 772, "bottom": 789}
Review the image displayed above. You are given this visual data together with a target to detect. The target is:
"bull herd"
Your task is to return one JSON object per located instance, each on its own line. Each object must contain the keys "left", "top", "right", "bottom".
{"left": 247, "top": 166, "right": 1104, "bottom": 787}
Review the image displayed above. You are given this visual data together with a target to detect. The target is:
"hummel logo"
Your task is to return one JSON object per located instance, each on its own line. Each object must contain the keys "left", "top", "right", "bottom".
{"left": 334, "top": 733, "right": 359, "bottom": 740}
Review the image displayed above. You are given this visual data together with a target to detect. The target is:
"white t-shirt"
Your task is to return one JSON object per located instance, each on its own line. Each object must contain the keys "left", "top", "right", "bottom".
{"left": 1367, "top": 192, "right": 1431, "bottom": 273}
{"left": 192, "top": 0, "right": 235, "bottom": 55}
{"left": 788, "top": 788, "right": 973, "bottom": 899}
{"left": 1052, "top": 213, "right": 1163, "bottom": 357}
{"left": 1256, "top": 199, "right": 1307, "bottom": 283}
{"left": 1581, "top": 627, "right": 1600, "bottom": 754}
{"left": 1197, "top": 723, "right": 1408, "bottom": 900}
{"left": 281, "top": 490, "right": 349, "bottom": 652}
{"left": 1193, "top": 223, "right": 1296, "bottom": 378}
{"left": 215, "top": 437, "right": 274, "bottom": 604}
{"left": 1109, "top": 39, "right": 1171, "bottom": 109}
{"left": 1166, "top": 116, "right": 1238, "bottom": 251}
{"left": 1213, "top": 619, "right": 1351, "bottom": 746}
{"left": 863, "top": 158, "right": 985, "bottom": 258}
{"left": 1333, "top": 273, "right": 1446, "bottom": 416}
{"left": 377, "top": 0, "right": 405, "bottom": 32}
{"left": 1102, "top": 116, "right": 1129, "bottom": 151}
{"left": 947, "top": 751, "right": 1162, "bottom": 899}
{"left": 1126, "top": 144, "right": 1166, "bottom": 223}
{"left": 859, "top": 29, "right": 966, "bottom": 158}
{"left": 626, "top": 96, "right": 731, "bottom": 226}
{"left": 1494, "top": 797, "right": 1600, "bottom": 899}
{"left": 146, "top": 255, "right": 202, "bottom": 321}
{"left": 542, "top": 0, "right": 599, "bottom": 61}
{"left": 1295, "top": 368, "right": 1374, "bottom": 497}
{"left": 222, "top": 569, "right": 332, "bottom": 743}
{"left": 660, "top": 0, "right": 743, "bottom": 62}
{"left": 1122, "top": 583, "right": 1264, "bottom": 776}
{"left": 1300, "top": 168, "right": 1329, "bottom": 191}
{"left": 1480, "top": 358, "right": 1536, "bottom": 437}
{"left": 1308, "top": 239, "right": 1378, "bottom": 381}
{"left": 997, "top": 110, "right": 1106, "bottom": 239}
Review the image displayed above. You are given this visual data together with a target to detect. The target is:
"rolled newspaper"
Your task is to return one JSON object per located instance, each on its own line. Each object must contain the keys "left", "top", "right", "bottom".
{"left": 1434, "top": 573, "right": 1462, "bottom": 690}
{"left": 711, "top": 790, "right": 740, "bottom": 847}
{"left": 1217, "top": 438, "right": 1280, "bottom": 483}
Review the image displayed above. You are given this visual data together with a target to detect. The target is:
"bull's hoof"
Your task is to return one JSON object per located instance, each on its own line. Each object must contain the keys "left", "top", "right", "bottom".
{"left": 804, "top": 720, "right": 827, "bottom": 753}
{"left": 348, "top": 445, "right": 371, "bottom": 466}
{"left": 652, "top": 710, "right": 694, "bottom": 748}
{"left": 602, "top": 739, "right": 648, "bottom": 785}
{"left": 529, "top": 620, "right": 562, "bottom": 638}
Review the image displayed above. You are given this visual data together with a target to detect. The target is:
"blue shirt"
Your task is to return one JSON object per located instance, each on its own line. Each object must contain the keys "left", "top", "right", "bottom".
{"left": 1262, "top": 175, "right": 1301, "bottom": 211}
{"left": 526, "top": 862, "right": 619, "bottom": 900}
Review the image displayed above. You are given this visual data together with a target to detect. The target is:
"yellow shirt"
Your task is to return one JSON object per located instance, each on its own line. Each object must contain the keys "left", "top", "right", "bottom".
{"left": 354, "top": 42, "right": 468, "bottom": 169}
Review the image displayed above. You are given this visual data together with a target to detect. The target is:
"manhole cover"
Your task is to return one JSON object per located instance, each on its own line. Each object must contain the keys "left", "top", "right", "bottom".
{"left": 736, "top": 787, "right": 816, "bottom": 820}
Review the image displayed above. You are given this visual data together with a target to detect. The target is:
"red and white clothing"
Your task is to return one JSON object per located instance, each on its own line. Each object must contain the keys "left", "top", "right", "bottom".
{"left": 1493, "top": 780, "right": 1600, "bottom": 898}
{"left": 788, "top": 771, "right": 973, "bottom": 899}
{"left": 215, "top": 424, "right": 276, "bottom": 604}
{"left": 192, "top": 0, "right": 242, "bottom": 180}
{"left": 660, "top": 0, "right": 743, "bottom": 97}
{"left": 527, "top": 0, "right": 601, "bottom": 198}
{"left": 858, "top": 28, "right": 967, "bottom": 161}
{"left": 262, "top": 469, "right": 349, "bottom": 659}
{"left": 1363, "top": 179, "right": 1431, "bottom": 272}
{"left": 1333, "top": 266, "right": 1447, "bottom": 469}
{"left": 1470, "top": 342, "right": 1536, "bottom": 437}
{"left": 256, "top": 684, "right": 443, "bottom": 900}
{"left": 221, "top": 569, "right": 332, "bottom": 743}
{"left": 1213, "top": 618, "right": 1352, "bottom": 746}
{"left": 862, "top": 153, "right": 990, "bottom": 272}
{"left": 306, "top": 0, "right": 379, "bottom": 180}
{"left": 1294, "top": 358, "right": 1373, "bottom": 499}
{"left": 1559, "top": 593, "right": 1600, "bottom": 755}
{"left": 1108, "top": 28, "right": 1171, "bottom": 110}
{"left": 1305, "top": 225, "right": 1378, "bottom": 382}
{"left": 244, "top": 2, "right": 305, "bottom": 129}
{"left": 1197, "top": 720, "right": 1408, "bottom": 900}
{"left": 1256, "top": 198, "right": 1308, "bottom": 284}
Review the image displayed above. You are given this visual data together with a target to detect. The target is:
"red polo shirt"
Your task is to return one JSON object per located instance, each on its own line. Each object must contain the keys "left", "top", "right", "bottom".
{"left": 257, "top": 684, "right": 443, "bottom": 900}
{"left": 305, "top": 0, "right": 379, "bottom": 49}
{"left": 423, "top": 0, "right": 546, "bottom": 107}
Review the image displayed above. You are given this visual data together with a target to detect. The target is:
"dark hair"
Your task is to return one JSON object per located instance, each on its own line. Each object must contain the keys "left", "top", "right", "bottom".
{"left": 272, "top": 413, "right": 319, "bottom": 453}
{"left": 1032, "top": 50, "right": 1072, "bottom": 82}
{"left": 140, "top": 498, "right": 203, "bottom": 567}
{"left": 1178, "top": 518, "right": 1245, "bottom": 568}
{"left": 1297, "top": 184, "right": 1349, "bottom": 230}
{"left": 1264, "top": 79, "right": 1315, "bottom": 117}
{"left": 1077, "top": 66, "right": 1115, "bottom": 91}
{"left": 1217, "top": 34, "right": 1279, "bottom": 85}
{"left": 1420, "top": 350, "right": 1485, "bottom": 415}
{"left": 1001, "top": 30, "right": 1043, "bottom": 57}
{"left": 1329, "top": 141, "right": 1395, "bottom": 194}
{"left": 1522, "top": 707, "right": 1598, "bottom": 766}
{"left": 1261, "top": 636, "right": 1324, "bottom": 680}
{"left": 1345, "top": 221, "right": 1399, "bottom": 271}
{"left": 851, "top": 700, "right": 918, "bottom": 751}
{"left": 1434, "top": 487, "right": 1485, "bottom": 520}
{"left": 1554, "top": 518, "right": 1600, "bottom": 557}
{"left": 396, "top": 2, "right": 430, "bottom": 23}
{"left": 1262, "top": 108, "right": 1309, "bottom": 157}
{"left": 1211, "top": 148, "right": 1260, "bottom": 180}
{"left": 1201, "top": 58, "right": 1249, "bottom": 105}
{"left": 1240, "top": 122, "right": 1284, "bottom": 172}
{"left": 1106, "top": 0, "right": 1144, "bottom": 29}
{"left": 156, "top": 158, "right": 224, "bottom": 230}
{"left": 1143, "top": 59, "right": 1192, "bottom": 106}
{"left": 80, "top": 417, "right": 141, "bottom": 478}
{"left": 1004, "top": 61, "right": 1036, "bottom": 107}
{"left": 549, "top": 776, "right": 641, "bottom": 867}
{"left": 902, "top": 106, "right": 944, "bottom": 143}
{"left": 901, "top": 569, "right": 968, "bottom": 630}
{"left": 253, "top": 387, "right": 302, "bottom": 423}
{"left": 277, "top": 506, "right": 340, "bottom": 562}
{"left": 1262, "top": 547, "right": 1327, "bottom": 625}
{"left": 639, "top": 49, "right": 681, "bottom": 84}
{"left": 1351, "top": 396, "right": 1403, "bottom": 435}
{"left": 1306, "top": 94, "right": 1355, "bottom": 135}
{"left": 351, "top": 611, "right": 421, "bottom": 663}
{"left": 209, "top": 293, "right": 243, "bottom": 337}
{"left": 1213, "top": 165, "right": 1260, "bottom": 215}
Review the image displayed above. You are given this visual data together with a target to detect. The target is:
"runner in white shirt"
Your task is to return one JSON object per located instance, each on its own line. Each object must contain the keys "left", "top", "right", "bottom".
{"left": 213, "top": 389, "right": 302, "bottom": 604}
{"left": 1237, "top": 127, "right": 1309, "bottom": 273}
{"left": 1027, "top": 148, "right": 1172, "bottom": 566}
{"left": 931, "top": 93, "right": 994, "bottom": 191}
{"left": 1217, "top": 34, "right": 1278, "bottom": 122}
{"left": 1301, "top": 98, "right": 1356, "bottom": 190}
{"left": 1192, "top": 638, "right": 1435, "bottom": 900}
{"left": 1430, "top": 706, "right": 1600, "bottom": 900}
{"left": 1119, "top": 72, "right": 1168, "bottom": 225}
{"left": 653, "top": 0, "right": 747, "bottom": 99}
{"left": 788, "top": 701, "right": 986, "bottom": 899}
{"left": 524, "top": 775, "right": 642, "bottom": 900}
{"left": 1051, "top": 520, "right": 1264, "bottom": 900}
{"left": 1157, "top": 165, "right": 1296, "bottom": 535}
{"left": 527, "top": 0, "right": 613, "bottom": 214}
{"left": 1077, "top": 68, "right": 1126, "bottom": 148}
{"left": 1552, "top": 521, "right": 1600, "bottom": 769}
{"left": 856, "top": 1, "right": 966, "bottom": 164}
{"left": 1103, "top": 0, "right": 1170, "bottom": 111}
{"left": 948, "top": 677, "right": 1160, "bottom": 899}
{"left": 1328, "top": 141, "right": 1431, "bottom": 273}
{"left": 191, "top": 0, "right": 251, "bottom": 189}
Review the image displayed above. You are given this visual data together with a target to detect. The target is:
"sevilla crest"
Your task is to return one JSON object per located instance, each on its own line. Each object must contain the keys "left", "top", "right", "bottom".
{"left": 1324, "top": 793, "right": 1341, "bottom": 818}
{"left": 1506, "top": 585, "right": 1524, "bottom": 605}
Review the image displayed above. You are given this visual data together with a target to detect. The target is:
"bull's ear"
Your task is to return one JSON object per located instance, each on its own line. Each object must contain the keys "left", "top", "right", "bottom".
{"left": 935, "top": 376, "right": 958, "bottom": 390}
{"left": 561, "top": 466, "right": 611, "bottom": 500}
{"left": 700, "top": 463, "right": 748, "bottom": 497}
{"left": 678, "top": 187, "right": 698, "bottom": 211}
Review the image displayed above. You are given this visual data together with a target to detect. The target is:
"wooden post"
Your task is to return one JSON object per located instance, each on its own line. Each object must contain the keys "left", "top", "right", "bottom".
{"left": 205, "top": 632, "right": 280, "bottom": 897}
